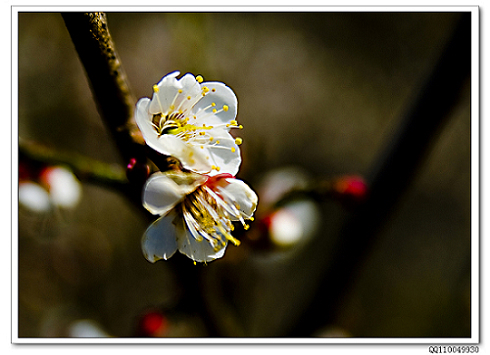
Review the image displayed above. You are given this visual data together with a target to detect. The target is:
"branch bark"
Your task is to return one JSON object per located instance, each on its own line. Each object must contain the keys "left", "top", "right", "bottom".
{"left": 62, "top": 12, "right": 143, "bottom": 164}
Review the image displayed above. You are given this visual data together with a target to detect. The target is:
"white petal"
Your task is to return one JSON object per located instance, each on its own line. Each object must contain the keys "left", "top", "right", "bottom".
{"left": 149, "top": 71, "right": 181, "bottom": 114}
{"left": 177, "top": 219, "right": 227, "bottom": 263}
{"left": 220, "top": 178, "right": 258, "bottom": 219}
{"left": 44, "top": 167, "right": 82, "bottom": 208}
{"left": 193, "top": 82, "right": 237, "bottom": 126}
{"left": 163, "top": 170, "right": 208, "bottom": 193}
{"left": 177, "top": 73, "right": 202, "bottom": 111}
{"left": 204, "top": 129, "right": 241, "bottom": 176}
{"left": 141, "top": 213, "right": 179, "bottom": 263}
{"left": 157, "top": 135, "right": 212, "bottom": 174}
{"left": 143, "top": 171, "right": 209, "bottom": 215}
{"left": 269, "top": 200, "right": 321, "bottom": 247}
{"left": 135, "top": 97, "right": 156, "bottom": 143}
{"left": 19, "top": 182, "right": 51, "bottom": 212}
{"left": 142, "top": 172, "right": 188, "bottom": 215}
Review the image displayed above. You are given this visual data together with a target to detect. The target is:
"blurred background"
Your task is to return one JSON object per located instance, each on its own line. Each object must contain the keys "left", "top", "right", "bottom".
{"left": 17, "top": 12, "right": 471, "bottom": 338}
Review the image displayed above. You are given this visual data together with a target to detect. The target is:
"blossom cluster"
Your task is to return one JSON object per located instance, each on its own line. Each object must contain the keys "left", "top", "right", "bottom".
{"left": 135, "top": 71, "right": 257, "bottom": 263}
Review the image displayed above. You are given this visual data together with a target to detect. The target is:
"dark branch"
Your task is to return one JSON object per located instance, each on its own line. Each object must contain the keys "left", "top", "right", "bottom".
{"left": 61, "top": 12, "right": 144, "bottom": 164}
{"left": 19, "top": 137, "right": 128, "bottom": 192}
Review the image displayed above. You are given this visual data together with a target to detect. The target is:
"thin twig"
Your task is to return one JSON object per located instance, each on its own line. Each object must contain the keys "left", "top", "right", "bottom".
{"left": 19, "top": 137, "right": 128, "bottom": 191}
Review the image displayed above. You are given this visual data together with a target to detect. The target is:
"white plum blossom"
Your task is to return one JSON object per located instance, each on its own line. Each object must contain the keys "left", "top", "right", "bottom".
{"left": 141, "top": 170, "right": 258, "bottom": 263}
{"left": 135, "top": 71, "right": 243, "bottom": 176}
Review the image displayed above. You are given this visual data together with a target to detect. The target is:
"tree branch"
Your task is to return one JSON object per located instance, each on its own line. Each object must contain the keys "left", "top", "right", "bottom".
{"left": 61, "top": 12, "right": 144, "bottom": 165}
{"left": 19, "top": 137, "right": 128, "bottom": 191}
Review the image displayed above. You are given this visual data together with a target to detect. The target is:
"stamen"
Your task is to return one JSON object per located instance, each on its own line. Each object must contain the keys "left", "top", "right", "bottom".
{"left": 152, "top": 86, "right": 165, "bottom": 113}
{"left": 235, "top": 137, "right": 243, "bottom": 145}
{"left": 196, "top": 75, "right": 204, "bottom": 83}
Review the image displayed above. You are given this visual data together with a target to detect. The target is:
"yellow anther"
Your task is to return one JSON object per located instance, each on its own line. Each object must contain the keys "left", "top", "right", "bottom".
{"left": 212, "top": 108, "right": 217, "bottom": 113}
{"left": 200, "top": 131, "right": 206, "bottom": 136}
{"left": 200, "top": 146, "right": 204, "bottom": 149}
{"left": 152, "top": 85, "right": 159, "bottom": 93}
{"left": 244, "top": 224, "right": 250, "bottom": 231}
{"left": 169, "top": 104, "right": 175, "bottom": 110}
{"left": 235, "top": 137, "right": 243, "bottom": 145}
{"left": 239, "top": 125, "right": 243, "bottom": 129}
{"left": 229, "top": 237, "right": 240, "bottom": 246}
{"left": 231, "top": 147, "right": 236, "bottom": 153}
{"left": 250, "top": 217, "right": 255, "bottom": 221}
{"left": 196, "top": 75, "right": 204, "bottom": 83}
{"left": 223, "top": 105, "right": 229, "bottom": 111}
{"left": 178, "top": 89, "right": 183, "bottom": 94}
{"left": 216, "top": 166, "right": 221, "bottom": 171}
{"left": 209, "top": 137, "right": 214, "bottom": 141}
{"left": 187, "top": 96, "right": 191, "bottom": 100}
{"left": 216, "top": 140, "right": 220, "bottom": 144}
{"left": 230, "top": 120, "right": 237, "bottom": 125}
{"left": 212, "top": 88, "right": 216, "bottom": 92}
{"left": 211, "top": 102, "right": 216, "bottom": 107}
{"left": 202, "top": 86, "right": 210, "bottom": 93}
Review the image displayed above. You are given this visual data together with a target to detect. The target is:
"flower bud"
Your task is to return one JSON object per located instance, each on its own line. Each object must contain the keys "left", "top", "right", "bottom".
{"left": 126, "top": 157, "right": 150, "bottom": 185}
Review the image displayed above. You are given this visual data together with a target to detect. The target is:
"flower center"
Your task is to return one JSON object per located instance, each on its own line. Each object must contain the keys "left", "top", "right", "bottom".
{"left": 182, "top": 185, "right": 247, "bottom": 252}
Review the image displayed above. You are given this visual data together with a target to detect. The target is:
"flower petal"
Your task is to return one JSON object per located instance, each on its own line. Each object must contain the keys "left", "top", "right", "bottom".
{"left": 193, "top": 82, "right": 237, "bottom": 126}
{"left": 177, "top": 218, "right": 228, "bottom": 263}
{"left": 219, "top": 178, "right": 258, "bottom": 219}
{"left": 143, "top": 170, "right": 207, "bottom": 216}
{"left": 149, "top": 71, "right": 181, "bottom": 114}
{"left": 153, "top": 135, "right": 213, "bottom": 174}
{"left": 141, "top": 213, "right": 179, "bottom": 263}
{"left": 135, "top": 97, "right": 155, "bottom": 143}
{"left": 177, "top": 73, "right": 202, "bottom": 112}
{"left": 204, "top": 129, "right": 241, "bottom": 176}
{"left": 143, "top": 173, "right": 187, "bottom": 216}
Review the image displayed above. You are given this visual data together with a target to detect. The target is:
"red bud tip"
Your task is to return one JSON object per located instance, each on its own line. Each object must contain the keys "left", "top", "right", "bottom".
{"left": 126, "top": 158, "right": 150, "bottom": 183}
